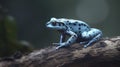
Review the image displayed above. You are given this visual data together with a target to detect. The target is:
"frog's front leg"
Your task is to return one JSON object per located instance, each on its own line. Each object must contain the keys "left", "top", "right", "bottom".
{"left": 56, "top": 31, "right": 78, "bottom": 49}
{"left": 60, "top": 34, "right": 66, "bottom": 43}
{"left": 53, "top": 34, "right": 66, "bottom": 46}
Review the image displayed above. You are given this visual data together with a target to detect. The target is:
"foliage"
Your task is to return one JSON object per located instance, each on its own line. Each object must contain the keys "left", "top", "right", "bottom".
{"left": 0, "top": 7, "right": 33, "bottom": 57}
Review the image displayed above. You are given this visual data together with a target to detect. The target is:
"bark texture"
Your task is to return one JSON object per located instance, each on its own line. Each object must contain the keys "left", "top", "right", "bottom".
{"left": 0, "top": 36, "right": 120, "bottom": 67}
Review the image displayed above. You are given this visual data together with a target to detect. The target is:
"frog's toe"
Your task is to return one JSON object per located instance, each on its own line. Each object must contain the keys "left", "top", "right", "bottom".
{"left": 80, "top": 42, "right": 87, "bottom": 45}
{"left": 56, "top": 47, "right": 59, "bottom": 50}
{"left": 84, "top": 45, "right": 88, "bottom": 48}
{"left": 52, "top": 43, "right": 60, "bottom": 46}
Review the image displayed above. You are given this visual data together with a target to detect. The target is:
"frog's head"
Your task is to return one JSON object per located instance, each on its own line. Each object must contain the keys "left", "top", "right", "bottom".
{"left": 46, "top": 17, "right": 67, "bottom": 30}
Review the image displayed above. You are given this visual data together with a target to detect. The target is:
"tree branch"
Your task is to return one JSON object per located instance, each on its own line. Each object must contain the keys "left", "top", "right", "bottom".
{"left": 0, "top": 36, "right": 120, "bottom": 67}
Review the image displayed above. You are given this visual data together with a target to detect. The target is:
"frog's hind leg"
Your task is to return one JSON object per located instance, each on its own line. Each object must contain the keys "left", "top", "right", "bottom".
{"left": 84, "top": 33, "right": 102, "bottom": 48}
{"left": 82, "top": 28, "right": 102, "bottom": 48}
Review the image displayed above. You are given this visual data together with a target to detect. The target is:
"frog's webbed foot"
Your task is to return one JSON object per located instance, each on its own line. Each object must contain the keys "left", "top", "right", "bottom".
{"left": 52, "top": 43, "right": 63, "bottom": 49}
{"left": 55, "top": 42, "right": 68, "bottom": 49}
{"left": 56, "top": 46, "right": 62, "bottom": 49}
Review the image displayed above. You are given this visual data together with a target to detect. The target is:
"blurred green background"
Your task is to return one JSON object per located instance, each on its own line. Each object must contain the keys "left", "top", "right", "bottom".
{"left": 0, "top": 0, "right": 120, "bottom": 51}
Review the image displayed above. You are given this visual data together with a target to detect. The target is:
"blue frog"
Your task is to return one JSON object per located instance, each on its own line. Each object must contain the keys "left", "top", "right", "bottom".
{"left": 46, "top": 18, "right": 102, "bottom": 49}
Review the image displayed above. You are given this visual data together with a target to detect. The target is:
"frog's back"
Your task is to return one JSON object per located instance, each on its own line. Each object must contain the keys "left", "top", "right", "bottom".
{"left": 65, "top": 19, "right": 90, "bottom": 34}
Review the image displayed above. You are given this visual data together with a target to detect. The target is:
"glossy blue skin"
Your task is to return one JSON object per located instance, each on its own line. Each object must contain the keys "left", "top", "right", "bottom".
{"left": 46, "top": 18, "right": 102, "bottom": 49}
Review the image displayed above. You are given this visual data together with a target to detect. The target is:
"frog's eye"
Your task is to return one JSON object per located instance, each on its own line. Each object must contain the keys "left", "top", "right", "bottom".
{"left": 58, "top": 22, "right": 64, "bottom": 26}
{"left": 52, "top": 22, "right": 56, "bottom": 26}
{"left": 61, "top": 23, "right": 65, "bottom": 26}
{"left": 58, "top": 23, "right": 61, "bottom": 26}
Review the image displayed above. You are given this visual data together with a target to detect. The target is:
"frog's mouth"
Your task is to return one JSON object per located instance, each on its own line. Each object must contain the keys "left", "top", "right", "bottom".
{"left": 46, "top": 24, "right": 53, "bottom": 28}
{"left": 47, "top": 25, "right": 63, "bottom": 30}
{"left": 46, "top": 22, "right": 67, "bottom": 30}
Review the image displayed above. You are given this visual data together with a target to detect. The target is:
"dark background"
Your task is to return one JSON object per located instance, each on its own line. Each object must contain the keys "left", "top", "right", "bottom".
{"left": 0, "top": 0, "right": 120, "bottom": 48}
